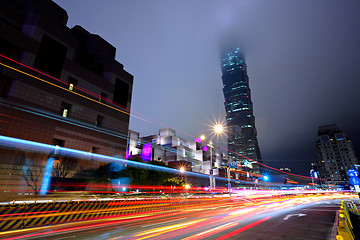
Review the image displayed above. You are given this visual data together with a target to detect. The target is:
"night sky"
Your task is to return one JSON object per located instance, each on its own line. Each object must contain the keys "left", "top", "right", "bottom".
{"left": 53, "top": 0, "right": 360, "bottom": 176}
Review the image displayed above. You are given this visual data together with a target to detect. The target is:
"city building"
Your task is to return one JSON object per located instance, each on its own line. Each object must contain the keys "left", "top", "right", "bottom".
{"left": 316, "top": 124, "right": 359, "bottom": 186}
{"left": 220, "top": 47, "right": 262, "bottom": 172}
{"left": 128, "top": 128, "right": 229, "bottom": 176}
{"left": 0, "top": 0, "right": 133, "bottom": 197}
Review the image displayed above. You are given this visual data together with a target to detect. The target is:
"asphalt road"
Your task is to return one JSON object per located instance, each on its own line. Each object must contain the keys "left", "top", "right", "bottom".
{"left": 0, "top": 196, "right": 352, "bottom": 240}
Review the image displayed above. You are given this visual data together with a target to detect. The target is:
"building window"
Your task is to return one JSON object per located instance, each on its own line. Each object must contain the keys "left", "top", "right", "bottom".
{"left": 0, "top": 75, "right": 13, "bottom": 98}
{"left": 113, "top": 78, "right": 129, "bottom": 108}
{"left": 96, "top": 115, "right": 103, "bottom": 127}
{"left": 60, "top": 102, "right": 72, "bottom": 118}
{"left": 34, "top": 34, "right": 67, "bottom": 78}
{"left": 100, "top": 92, "right": 108, "bottom": 103}
{"left": 53, "top": 138, "right": 65, "bottom": 147}
{"left": 92, "top": 147, "right": 100, "bottom": 153}
{"left": 68, "top": 76, "right": 78, "bottom": 91}
{"left": 53, "top": 138, "right": 65, "bottom": 154}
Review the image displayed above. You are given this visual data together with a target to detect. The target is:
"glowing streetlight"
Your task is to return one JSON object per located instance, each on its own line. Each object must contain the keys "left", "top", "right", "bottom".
{"left": 201, "top": 123, "right": 226, "bottom": 190}
{"left": 180, "top": 167, "right": 185, "bottom": 173}
{"left": 214, "top": 124, "right": 223, "bottom": 134}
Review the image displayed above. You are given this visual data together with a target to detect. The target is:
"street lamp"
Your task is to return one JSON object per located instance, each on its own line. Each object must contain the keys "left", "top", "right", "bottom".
{"left": 179, "top": 166, "right": 188, "bottom": 193}
{"left": 202, "top": 123, "right": 225, "bottom": 190}
{"left": 214, "top": 124, "right": 223, "bottom": 134}
{"left": 263, "top": 175, "right": 270, "bottom": 189}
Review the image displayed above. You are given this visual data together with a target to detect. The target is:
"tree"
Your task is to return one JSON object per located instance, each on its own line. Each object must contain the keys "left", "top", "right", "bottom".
{"left": 13, "top": 151, "right": 45, "bottom": 196}
{"left": 147, "top": 160, "right": 172, "bottom": 185}
{"left": 163, "top": 177, "right": 185, "bottom": 187}
{"left": 51, "top": 156, "right": 78, "bottom": 190}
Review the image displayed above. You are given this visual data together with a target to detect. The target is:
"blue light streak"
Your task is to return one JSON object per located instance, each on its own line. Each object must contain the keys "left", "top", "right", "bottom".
{"left": 39, "top": 157, "right": 54, "bottom": 195}
{"left": 0, "top": 135, "right": 258, "bottom": 185}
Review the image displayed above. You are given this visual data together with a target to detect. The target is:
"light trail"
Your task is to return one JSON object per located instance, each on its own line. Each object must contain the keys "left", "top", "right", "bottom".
{"left": 216, "top": 216, "right": 272, "bottom": 240}
{"left": 0, "top": 193, "right": 355, "bottom": 239}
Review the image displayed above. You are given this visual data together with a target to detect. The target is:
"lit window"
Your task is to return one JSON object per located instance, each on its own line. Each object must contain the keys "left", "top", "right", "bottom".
{"left": 60, "top": 102, "right": 71, "bottom": 118}
{"left": 62, "top": 109, "right": 68, "bottom": 117}
{"left": 67, "top": 76, "right": 78, "bottom": 91}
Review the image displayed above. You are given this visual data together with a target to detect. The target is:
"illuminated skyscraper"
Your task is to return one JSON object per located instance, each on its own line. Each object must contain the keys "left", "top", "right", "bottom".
{"left": 220, "top": 48, "right": 262, "bottom": 172}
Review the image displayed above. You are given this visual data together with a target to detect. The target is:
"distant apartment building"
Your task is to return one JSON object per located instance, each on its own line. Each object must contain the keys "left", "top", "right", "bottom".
{"left": 0, "top": 0, "right": 133, "bottom": 196}
{"left": 128, "top": 128, "right": 229, "bottom": 176}
{"left": 316, "top": 124, "right": 359, "bottom": 186}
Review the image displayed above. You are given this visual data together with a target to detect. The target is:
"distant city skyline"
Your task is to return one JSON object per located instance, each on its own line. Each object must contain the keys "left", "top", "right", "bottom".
{"left": 53, "top": 0, "right": 360, "bottom": 176}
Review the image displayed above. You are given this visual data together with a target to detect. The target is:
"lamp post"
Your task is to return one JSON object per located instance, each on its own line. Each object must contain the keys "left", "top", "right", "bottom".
{"left": 263, "top": 175, "right": 269, "bottom": 189}
{"left": 180, "top": 167, "right": 188, "bottom": 193}
{"left": 227, "top": 166, "right": 231, "bottom": 195}
{"left": 219, "top": 166, "right": 232, "bottom": 195}
{"left": 202, "top": 124, "right": 224, "bottom": 191}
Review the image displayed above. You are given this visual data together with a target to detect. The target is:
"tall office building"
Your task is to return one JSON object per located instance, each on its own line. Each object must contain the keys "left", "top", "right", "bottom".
{"left": 220, "top": 47, "right": 262, "bottom": 172}
{"left": 316, "top": 124, "right": 359, "bottom": 186}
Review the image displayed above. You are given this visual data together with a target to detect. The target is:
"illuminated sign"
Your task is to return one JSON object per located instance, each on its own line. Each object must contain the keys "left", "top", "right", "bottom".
{"left": 194, "top": 138, "right": 202, "bottom": 143}
{"left": 228, "top": 161, "right": 253, "bottom": 169}
{"left": 203, "top": 146, "right": 208, "bottom": 152}
{"left": 350, "top": 176, "right": 360, "bottom": 185}
{"left": 243, "top": 160, "right": 253, "bottom": 169}
{"left": 142, "top": 143, "right": 152, "bottom": 162}
{"left": 347, "top": 169, "right": 359, "bottom": 177}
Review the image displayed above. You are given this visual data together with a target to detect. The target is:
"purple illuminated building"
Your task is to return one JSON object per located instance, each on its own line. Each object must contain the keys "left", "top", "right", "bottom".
{"left": 141, "top": 143, "right": 152, "bottom": 162}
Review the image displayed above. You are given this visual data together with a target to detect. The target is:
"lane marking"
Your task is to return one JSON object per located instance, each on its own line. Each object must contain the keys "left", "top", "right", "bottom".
{"left": 283, "top": 213, "right": 307, "bottom": 220}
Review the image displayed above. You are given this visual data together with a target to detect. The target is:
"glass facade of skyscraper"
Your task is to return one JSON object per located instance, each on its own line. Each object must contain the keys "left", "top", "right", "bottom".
{"left": 221, "top": 48, "right": 262, "bottom": 172}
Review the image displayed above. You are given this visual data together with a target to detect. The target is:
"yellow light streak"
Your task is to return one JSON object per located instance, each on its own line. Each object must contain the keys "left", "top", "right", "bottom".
{"left": 134, "top": 219, "right": 206, "bottom": 239}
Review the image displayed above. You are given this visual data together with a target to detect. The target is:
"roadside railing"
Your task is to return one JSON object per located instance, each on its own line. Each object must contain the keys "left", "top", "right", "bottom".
{"left": 335, "top": 200, "right": 360, "bottom": 240}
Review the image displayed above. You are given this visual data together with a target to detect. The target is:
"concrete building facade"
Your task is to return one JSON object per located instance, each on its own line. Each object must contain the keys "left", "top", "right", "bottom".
{"left": 0, "top": 0, "right": 133, "bottom": 198}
